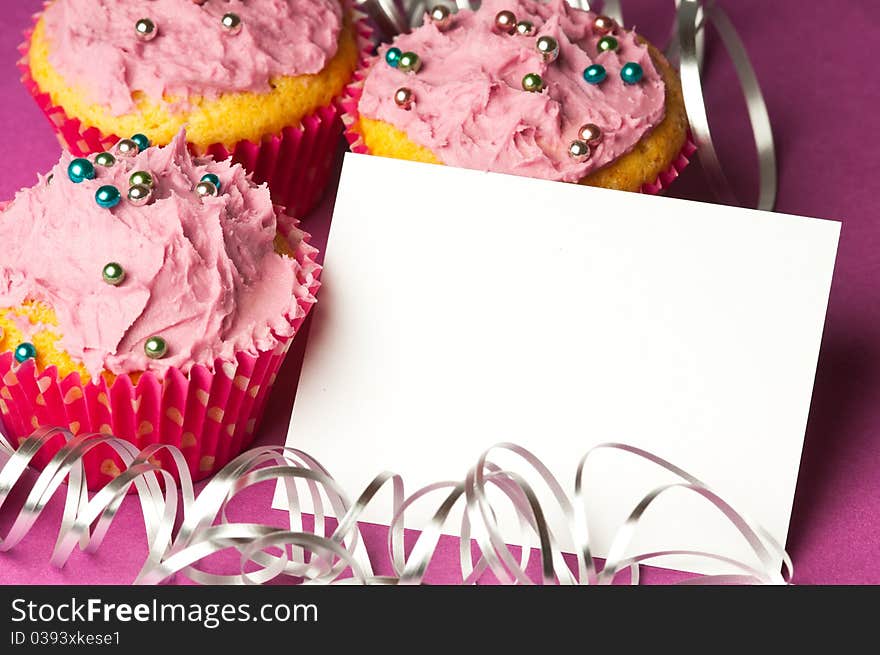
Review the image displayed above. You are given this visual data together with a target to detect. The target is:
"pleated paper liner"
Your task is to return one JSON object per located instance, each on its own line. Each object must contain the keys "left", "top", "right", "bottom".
{"left": 0, "top": 230, "right": 321, "bottom": 491}
{"left": 17, "top": 6, "right": 375, "bottom": 218}
{"left": 339, "top": 56, "right": 697, "bottom": 195}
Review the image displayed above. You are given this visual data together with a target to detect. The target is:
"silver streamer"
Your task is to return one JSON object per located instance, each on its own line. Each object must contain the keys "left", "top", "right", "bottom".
{"left": 355, "top": 0, "right": 777, "bottom": 211}
{"left": 0, "top": 428, "right": 792, "bottom": 585}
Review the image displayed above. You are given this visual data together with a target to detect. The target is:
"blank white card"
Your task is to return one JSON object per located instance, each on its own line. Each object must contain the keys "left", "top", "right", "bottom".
{"left": 276, "top": 153, "right": 840, "bottom": 575}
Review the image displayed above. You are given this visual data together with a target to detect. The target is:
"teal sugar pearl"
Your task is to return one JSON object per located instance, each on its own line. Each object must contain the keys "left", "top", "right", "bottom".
{"left": 621, "top": 62, "right": 644, "bottom": 84}
{"left": 95, "top": 185, "right": 122, "bottom": 209}
{"left": 200, "top": 173, "right": 221, "bottom": 191}
{"left": 131, "top": 133, "right": 150, "bottom": 151}
{"left": 385, "top": 47, "right": 402, "bottom": 68}
{"left": 583, "top": 64, "right": 607, "bottom": 85}
{"left": 14, "top": 342, "right": 36, "bottom": 363}
{"left": 67, "top": 158, "right": 95, "bottom": 183}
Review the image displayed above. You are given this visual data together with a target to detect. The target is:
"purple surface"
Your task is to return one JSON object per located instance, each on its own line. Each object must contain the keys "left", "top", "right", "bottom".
{"left": 0, "top": 0, "right": 877, "bottom": 585}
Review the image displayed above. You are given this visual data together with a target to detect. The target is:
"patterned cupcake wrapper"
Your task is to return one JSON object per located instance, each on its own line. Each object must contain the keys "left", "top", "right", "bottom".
{"left": 0, "top": 232, "right": 321, "bottom": 490}
{"left": 17, "top": 7, "right": 375, "bottom": 217}
{"left": 339, "top": 58, "right": 697, "bottom": 195}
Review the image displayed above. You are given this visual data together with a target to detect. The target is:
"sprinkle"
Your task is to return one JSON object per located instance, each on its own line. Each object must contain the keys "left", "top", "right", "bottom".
{"left": 129, "top": 171, "right": 154, "bottom": 188}
{"left": 394, "top": 87, "right": 414, "bottom": 109}
{"left": 116, "top": 139, "right": 139, "bottom": 158}
{"left": 578, "top": 123, "right": 603, "bottom": 145}
{"left": 95, "top": 152, "right": 116, "bottom": 167}
{"left": 593, "top": 15, "right": 616, "bottom": 34}
{"left": 221, "top": 13, "right": 242, "bottom": 34}
{"left": 620, "top": 62, "right": 644, "bottom": 84}
{"left": 200, "top": 173, "right": 221, "bottom": 191}
{"left": 144, "top": 337, "right": 168, "bottom": 359}
{"left": 597, "top": 36, "right": 619, "bottom": 53}
{"left": 102, "top": 262, "right": 125, "bottom": 286}
{"left": 398, "top": 52, "right": 422, "bottom": 74}
{"left": 195, "top": 181, "right": 218, "bottom": 198}
{"left": 67, "top": 158, "right": 95, "bottom": 183}
{"left": 135, "top": 18, "right": 157, "bottom": 41}
{"left": 568, "top": 140, "right": 591, "bottom": 161}
{"left": 130, "top": 133, "right": 150, "bottom": 152}
{"left": 429, "top": 5, "right": 453, "bottom": 31}
{"left": 522, "top": 73, "right": 544, "bottom": 93}
{"left": 515, "top": 21, "right": 535, "bottom": 36}
{"left": 385, "top": 47, "right": 402, "bottom": 68}
{"left": 14, "top": 342, "right": 36, "bottom": 363}
{"left": 583, "top": 64, "right": 607, "bottom": 85}
{"left": 128, "top": 184, "right": 153, "bottom": 206}
{"left": 95, "top": 185, "right": 122, "bottom": 209}
{"left": 495, "top": 10, "right": 517, "bottom": 34}
{"left": 536, "top": 36, "right": 559, "bottom": 63}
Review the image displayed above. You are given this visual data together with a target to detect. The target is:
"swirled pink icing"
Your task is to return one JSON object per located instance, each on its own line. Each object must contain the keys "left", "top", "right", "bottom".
{"left": 40, "top": 0, "right": 344, "bottom": 115}
{"left": 358, "top": 0, "right": 667, "bottom": 182}
{"left": 0, "top": 130, "right": 313, "bottom": 379}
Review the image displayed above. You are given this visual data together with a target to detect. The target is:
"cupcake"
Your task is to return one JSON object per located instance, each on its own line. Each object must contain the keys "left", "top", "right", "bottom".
{"left": 343, "top": 0, "right": 693, "bottom": 193}
{"left": 21, "top": 0, "right": 369, "bottom": 216}
{"left": 0, "top": 129, "right": 320, "bottom": 488}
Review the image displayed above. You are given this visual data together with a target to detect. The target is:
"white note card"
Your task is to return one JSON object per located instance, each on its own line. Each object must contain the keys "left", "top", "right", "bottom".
{"left": 276, "top": 153, "right": 840, "bottom": 575}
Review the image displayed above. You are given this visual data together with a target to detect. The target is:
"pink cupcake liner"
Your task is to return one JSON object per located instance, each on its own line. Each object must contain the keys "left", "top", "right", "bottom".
{"left": 638, "top": 135, "right": 698, "bottom": 195}
{"left": 17, "top": 7, "right": 375, "bottom": 217}
{"left": 0, "top": 232, "right": 321, "bottom": 491}
{"left": 339, "top": 55, "right": 696, "bottom": 195}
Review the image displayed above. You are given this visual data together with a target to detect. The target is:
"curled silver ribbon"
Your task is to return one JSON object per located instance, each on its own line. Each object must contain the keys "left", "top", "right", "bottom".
{"left": 355, "top": 0, "right": 777, "bottom": 211}
{"left": 676, "top": 0, "right": 777, "bottom": 210}
{"left": 0, "top": 427, "right": 792, "bottom": 585}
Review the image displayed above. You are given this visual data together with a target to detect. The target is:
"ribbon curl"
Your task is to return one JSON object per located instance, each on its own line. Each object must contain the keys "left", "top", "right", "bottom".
{"left": 355, "top": 0, "right": 777, "bottom": 211}
{"left": 0, "top": 428, "right": 791, "bottom": 585}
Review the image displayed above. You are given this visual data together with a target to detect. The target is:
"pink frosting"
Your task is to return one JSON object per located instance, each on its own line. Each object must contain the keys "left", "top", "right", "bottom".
{"left": 0, "top": 130, "right": 311, "bottom": 379}
{"left": 40, "top": 0, "right": 344, "bottom": 115}
{"left": 358, "top": 0, "right": 667, "bottom": 182}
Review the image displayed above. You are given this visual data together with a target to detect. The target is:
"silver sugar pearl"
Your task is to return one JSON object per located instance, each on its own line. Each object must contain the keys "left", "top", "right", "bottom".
{"left": 195, "top": 180, "right": 219, "bottom": 198}
{"left": 135, "top": 18, "right": 157, "bottom": 42}
{"left": 536, "top": 35, "right": 559, "bottom": 63}
{"left": 429, "top": 5, "right": 453, "bottom": 31}
{"left": 578, "top": 123, "right": 602, "bottom": 146}
{"left": 593, "top": 15, "right": 616, "bottom": 35}
{"left": 568, "top": 140, "right": 591, "bottom": 161}
{"left": 495, "top": 10, "right": 517, "bottom": 35}
{"left": 128, "top": 184, "right": 153, "bottom": 206}
{"left": 115, "top": 139, "right": 139, "bottom": 158}
{"left": 221, "top": 13, "right": 242, "bottom": 35}
{"left": 515, "top": 21, "right": 535, "bottom": 36}
{"left": 394, "top": 87, "right": 414, "bottom": 109}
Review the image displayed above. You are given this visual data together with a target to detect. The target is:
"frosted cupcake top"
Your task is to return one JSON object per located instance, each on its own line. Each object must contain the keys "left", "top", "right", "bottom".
{"left": 40, "top": 0, "right": 344, "bottom": 115}
{"left": 358, "top": 0, "right": 667, "bottom": 182}
{"left": 0, "top": 130, "right": 314, "bottom": 379}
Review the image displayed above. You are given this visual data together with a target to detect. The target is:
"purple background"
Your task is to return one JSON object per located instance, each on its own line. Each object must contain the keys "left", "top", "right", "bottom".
{"left": 0, "top": 0, "right": 877, "bottom": 584}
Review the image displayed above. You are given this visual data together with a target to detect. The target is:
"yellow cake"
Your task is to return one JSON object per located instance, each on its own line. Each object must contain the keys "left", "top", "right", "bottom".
{"left": 27, "top": 4, "right": 359, "bottom": 150}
